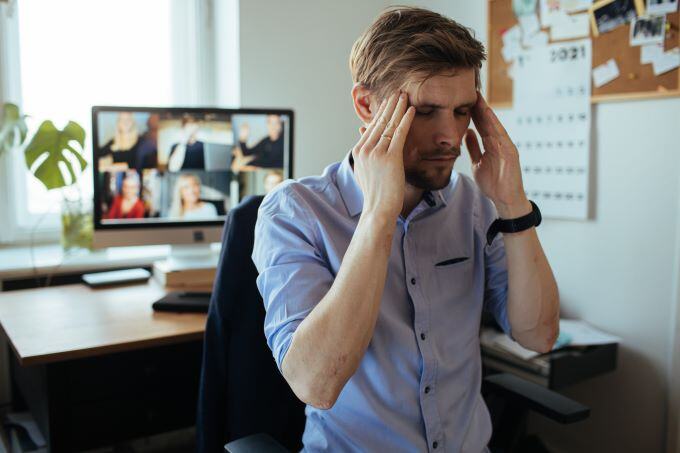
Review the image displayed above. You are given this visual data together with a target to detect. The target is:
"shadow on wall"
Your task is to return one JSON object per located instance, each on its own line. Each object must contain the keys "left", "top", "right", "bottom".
{"left": 527, "top": 344, "right": 665, "bottom": 453}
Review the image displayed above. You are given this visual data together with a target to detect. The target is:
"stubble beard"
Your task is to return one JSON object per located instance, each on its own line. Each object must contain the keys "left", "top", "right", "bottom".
{"left": 405, "top": 148, "right": 459, "bottom": 191}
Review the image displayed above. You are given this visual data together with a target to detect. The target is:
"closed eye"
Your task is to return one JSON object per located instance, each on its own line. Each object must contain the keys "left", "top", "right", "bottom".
{"left": 455, "top": 109, "right": 471, "bottom": 116}
{"left": 416, "top": 108, "right": 435, "bottom": 116}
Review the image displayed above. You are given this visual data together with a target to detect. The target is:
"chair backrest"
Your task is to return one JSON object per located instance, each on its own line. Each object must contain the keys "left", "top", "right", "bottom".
{"left": 197, "top": 195, "right": 306, "bottom": 453}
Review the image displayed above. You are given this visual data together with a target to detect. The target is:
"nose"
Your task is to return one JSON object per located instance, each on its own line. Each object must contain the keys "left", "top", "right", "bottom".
{"left": 433, "top": 113, "right": 464, "bottom": 151}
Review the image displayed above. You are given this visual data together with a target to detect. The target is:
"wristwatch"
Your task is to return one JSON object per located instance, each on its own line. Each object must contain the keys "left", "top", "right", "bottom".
{"left": 486, "top": 200, "right": 541, "bottom": 246}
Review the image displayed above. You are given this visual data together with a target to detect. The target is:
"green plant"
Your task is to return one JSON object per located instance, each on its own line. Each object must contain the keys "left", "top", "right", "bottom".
{"left": 1, "top": 102, "right": 91, "bottom": 249}
{"left": 0, "top": 102, "right": 87, "bottom": 190}
{"left": 24, "top": 120, "right": 87, "bottom": 190}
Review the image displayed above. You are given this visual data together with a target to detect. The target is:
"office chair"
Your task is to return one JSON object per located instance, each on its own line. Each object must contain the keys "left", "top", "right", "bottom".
{"left": 196, "top": 195, "right": 306, "bottom": 453}
{"left": 198, "top": 196, "right": 589, "bottom": 453}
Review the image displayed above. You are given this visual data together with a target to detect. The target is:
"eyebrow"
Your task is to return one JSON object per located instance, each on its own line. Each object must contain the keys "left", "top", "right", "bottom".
{"left": 412, "top": 100, "right": 477, "bottom": 110}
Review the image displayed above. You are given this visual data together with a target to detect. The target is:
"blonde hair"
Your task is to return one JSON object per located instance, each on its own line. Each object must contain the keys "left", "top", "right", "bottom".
{"left": 169, "top": 173, "right": 202, "bottom": 218}
{"left": 349, "top": 6, "right": 486, "bottom": 101}
{"left": 111, "top": 112, "right": 139, "bottom": 151}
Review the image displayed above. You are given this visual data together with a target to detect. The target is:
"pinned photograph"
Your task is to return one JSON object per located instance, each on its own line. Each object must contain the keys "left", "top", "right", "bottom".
{"left": 646, "top": 0, "right": 678, "bottom": 15}
{"left": 589, "top": 0, "right": 645, "bottom": 36}
{"left": 630, "top": 15, "right": 666, "bottom": 46}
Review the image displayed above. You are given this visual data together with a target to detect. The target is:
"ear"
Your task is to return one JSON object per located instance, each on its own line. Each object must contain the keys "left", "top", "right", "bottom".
{"left": 351, "top": 83, "right": 378, "bottom": 125}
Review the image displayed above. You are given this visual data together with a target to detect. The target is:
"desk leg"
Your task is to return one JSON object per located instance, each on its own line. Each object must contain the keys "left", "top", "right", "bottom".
{"left": 10, "top": 354, "right": 70, "bottom": 452}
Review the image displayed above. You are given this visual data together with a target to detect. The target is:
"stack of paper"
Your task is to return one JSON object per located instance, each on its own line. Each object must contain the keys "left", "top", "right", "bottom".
{"left": 480, "top": 318, "right": 620, "bottom": 362}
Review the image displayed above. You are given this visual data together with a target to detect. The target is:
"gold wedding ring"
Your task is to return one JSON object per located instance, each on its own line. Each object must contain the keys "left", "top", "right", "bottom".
{"left": 381, "top": 134, "right": 392, "bottom": 140}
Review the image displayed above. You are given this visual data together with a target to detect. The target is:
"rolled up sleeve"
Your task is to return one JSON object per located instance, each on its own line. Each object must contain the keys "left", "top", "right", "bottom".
{"left": 478, "top": 197, "right": 512, "bottom": 336}
{"left": 252, "top": 185, "right": 335, "bottom": 371}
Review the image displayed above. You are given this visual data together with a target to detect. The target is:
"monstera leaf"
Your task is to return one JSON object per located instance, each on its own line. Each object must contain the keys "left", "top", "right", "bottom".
{"left": 24, "top": 120, "right": 87, "bottom": 190}
{"left": 0, "top": 103, "right": 28, "bottom": 154}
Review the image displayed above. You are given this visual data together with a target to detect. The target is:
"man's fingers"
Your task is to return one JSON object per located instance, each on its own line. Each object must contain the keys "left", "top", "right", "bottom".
{"left": 363, "top": 92, "right": 400, "bottom": 152}
{"left": 355, "top": 97, "right": 387, "bottom": 151}
{"left": 465, "top": 129, "right": 483, "bottom": 165}
{"left": 359, "top": 126, "right": 366, "bottom": 136}
{"left": 471, "top": 93, "right": 493, "bottom": 138}
{"left": 472, "top": 92, "right": 509, "bottom": 139}
{"left": 378, "top": 92, "right": 408, "bottom": 149}
{"left": 388, "top": 106, "right": 415, "bottom": 155}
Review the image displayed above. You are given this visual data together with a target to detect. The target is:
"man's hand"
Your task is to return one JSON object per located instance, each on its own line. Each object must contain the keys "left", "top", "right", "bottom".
{"left": 352, "top": 91, "right": 415, "bottom": 220}
{"left": 465, "top": 92, "right": 530, "bottom": 219}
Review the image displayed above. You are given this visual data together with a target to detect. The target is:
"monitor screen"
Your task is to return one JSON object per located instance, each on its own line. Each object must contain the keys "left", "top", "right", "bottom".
{"left": 92, "top": 106, "right": 293, "bottom": 233}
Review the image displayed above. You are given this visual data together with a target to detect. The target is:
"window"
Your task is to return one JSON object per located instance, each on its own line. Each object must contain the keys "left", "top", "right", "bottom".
{"left": 0, "top": 0, "right": 236, "bottom": 244}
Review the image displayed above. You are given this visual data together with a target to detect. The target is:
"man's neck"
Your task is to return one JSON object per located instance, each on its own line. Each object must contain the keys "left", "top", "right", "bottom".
{"left": 401, "top": 184, "right": 425, "bottom": 219}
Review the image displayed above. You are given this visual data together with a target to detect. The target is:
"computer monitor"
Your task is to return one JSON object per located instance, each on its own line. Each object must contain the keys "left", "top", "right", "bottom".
{"left": 91, "top": 106, "right": 294, "bottom": 252}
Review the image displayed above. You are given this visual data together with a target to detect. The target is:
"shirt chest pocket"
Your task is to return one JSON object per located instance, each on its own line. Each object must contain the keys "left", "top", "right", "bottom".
{"left": 429, "top": 252, "right": 476, "bottom": 302}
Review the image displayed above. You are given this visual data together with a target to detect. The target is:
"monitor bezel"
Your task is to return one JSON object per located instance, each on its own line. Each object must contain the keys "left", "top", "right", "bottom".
{"left": 92, "top": 105, "right": 294, "bottom": 231}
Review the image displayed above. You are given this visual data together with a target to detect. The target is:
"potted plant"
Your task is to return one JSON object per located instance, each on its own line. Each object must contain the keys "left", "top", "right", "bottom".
{"left": 0, "top": 102, "right": 90, "bottom": 250}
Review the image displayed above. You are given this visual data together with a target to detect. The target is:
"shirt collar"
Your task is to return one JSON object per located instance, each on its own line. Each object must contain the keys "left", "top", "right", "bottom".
{"left": 336, "top": 152, "right": 364, "bottom": 217}
{"left": 336, "top": 152, "right": 459, "bottom": 218}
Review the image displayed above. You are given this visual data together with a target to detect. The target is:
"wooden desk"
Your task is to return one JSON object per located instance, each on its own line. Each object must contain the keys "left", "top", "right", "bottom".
{"left": 0, "top": 280, "right": 208, "bottom": 452}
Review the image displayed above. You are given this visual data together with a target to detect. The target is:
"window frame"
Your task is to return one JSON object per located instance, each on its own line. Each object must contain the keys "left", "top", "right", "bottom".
{"left": 0, "top": 0, "right": 232, "bottom": 245}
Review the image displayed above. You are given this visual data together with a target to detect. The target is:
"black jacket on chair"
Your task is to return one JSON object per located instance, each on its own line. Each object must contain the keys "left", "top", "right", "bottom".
{"left": 196, "top": 195, "right": 306, "bottom": 453}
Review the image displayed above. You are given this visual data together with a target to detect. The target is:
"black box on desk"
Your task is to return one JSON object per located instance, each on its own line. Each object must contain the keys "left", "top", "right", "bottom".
{"left": 482, "top": 343, "right": 618, "bottom": 390}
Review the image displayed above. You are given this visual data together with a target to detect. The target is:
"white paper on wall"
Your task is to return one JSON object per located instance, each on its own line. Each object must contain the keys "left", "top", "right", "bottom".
{"left": 519, "top": 13, "right": 541, "bottom": 39}
{"left": 540, "top": 0, "right": 593, "bottom": 27}
{"left": 503, "top": 39, "right": 592, "bottom": 219}
{"left": 652, "top": 47, "right": 680, "bottom": 75}
{"left": 641, "top": 43, "right": 664, "bottom": 64}
{"left": 502, "top": 25, "right": 523, "bottom": 62}
{"left": 550, "top": 11, "right": 590, "bottom": 40}
{"left": 523, "top": 31, "right": 550, "bottom": 48}
{"left": 592, "top": 58, "right": 620, "bottom": 87}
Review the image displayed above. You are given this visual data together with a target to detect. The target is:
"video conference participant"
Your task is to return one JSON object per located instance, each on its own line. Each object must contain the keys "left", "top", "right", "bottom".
{"left": 169, "top": 173, "right": 218, "bottom": 220}
{"left": 231, "top": 115, "right": 284, "bottom": 172}
{"left": 168, "top": 115, "right": 206, "bottom": 171}
{"left": 98, "top": 112, "right": 141, "bottom": 171}
{"left": 105, "top": 171, "right": 145, "bottom": 219}
{"left": 251, "top": 7, "right": 558, "bottom": 452}
{"left": 98, "top": 112, "right": 159, "bottom": 173}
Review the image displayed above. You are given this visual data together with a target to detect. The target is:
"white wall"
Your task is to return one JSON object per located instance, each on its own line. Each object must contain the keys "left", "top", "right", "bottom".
{"left": 214, "top": 0, "right": 240, "bottom": 107}
{"left": 236, "top": 1, "right": 680, "bottom": 452}
{"left": 238, "top": 0, "right": 393, "bottom": 178}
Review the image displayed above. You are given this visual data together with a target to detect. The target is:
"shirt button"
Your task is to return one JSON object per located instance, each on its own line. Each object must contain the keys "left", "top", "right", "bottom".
{"left": 410, "top": 277, "right": 416, "bottom": 285}
{"left": 424, "top": 386, "right": 431, "bottom": 394}
{"left": 433, "top": 441, "right": 438, "bottom": 449}
{"left": 420, "top": 332, "right": 426, "bottom": 340}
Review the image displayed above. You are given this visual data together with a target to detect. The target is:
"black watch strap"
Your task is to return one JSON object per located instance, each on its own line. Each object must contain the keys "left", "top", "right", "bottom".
{"left": 486, "top": 200, "right": 542, "bottom": 246}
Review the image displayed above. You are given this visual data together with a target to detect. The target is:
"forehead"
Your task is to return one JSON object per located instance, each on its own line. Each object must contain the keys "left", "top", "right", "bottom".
{"left": 407, "top": 68, "right": 477, "bottom": 106}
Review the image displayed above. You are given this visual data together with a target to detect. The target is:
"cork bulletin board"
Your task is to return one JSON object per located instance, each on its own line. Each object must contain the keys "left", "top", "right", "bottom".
{"left": 487, "top": 0, "right": 680, "bottom": 107}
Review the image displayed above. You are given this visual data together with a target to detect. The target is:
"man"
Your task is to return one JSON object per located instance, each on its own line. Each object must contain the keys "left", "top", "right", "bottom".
{"left": 252, "top": 7, "right": 559, "bottom": 452}
{"left": 168, "top": 115, "right": 205, "bottom": 171}
{"left": 231, "top": 115, "right": 285, "bottom": 171}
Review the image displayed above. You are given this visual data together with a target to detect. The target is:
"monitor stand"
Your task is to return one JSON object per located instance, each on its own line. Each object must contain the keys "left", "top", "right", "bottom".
{"left": 163, "top": 244, "right": 220, "bottom": 270}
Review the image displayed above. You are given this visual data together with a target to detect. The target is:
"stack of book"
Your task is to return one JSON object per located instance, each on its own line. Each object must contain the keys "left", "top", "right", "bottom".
{"left": 152, "top": 256, "right": 218, "bottom": 290}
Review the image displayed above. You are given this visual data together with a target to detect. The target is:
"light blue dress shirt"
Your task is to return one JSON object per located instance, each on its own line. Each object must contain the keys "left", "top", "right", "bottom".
{"left": 252, "top": 153, "right": 511, "bottom": 453}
